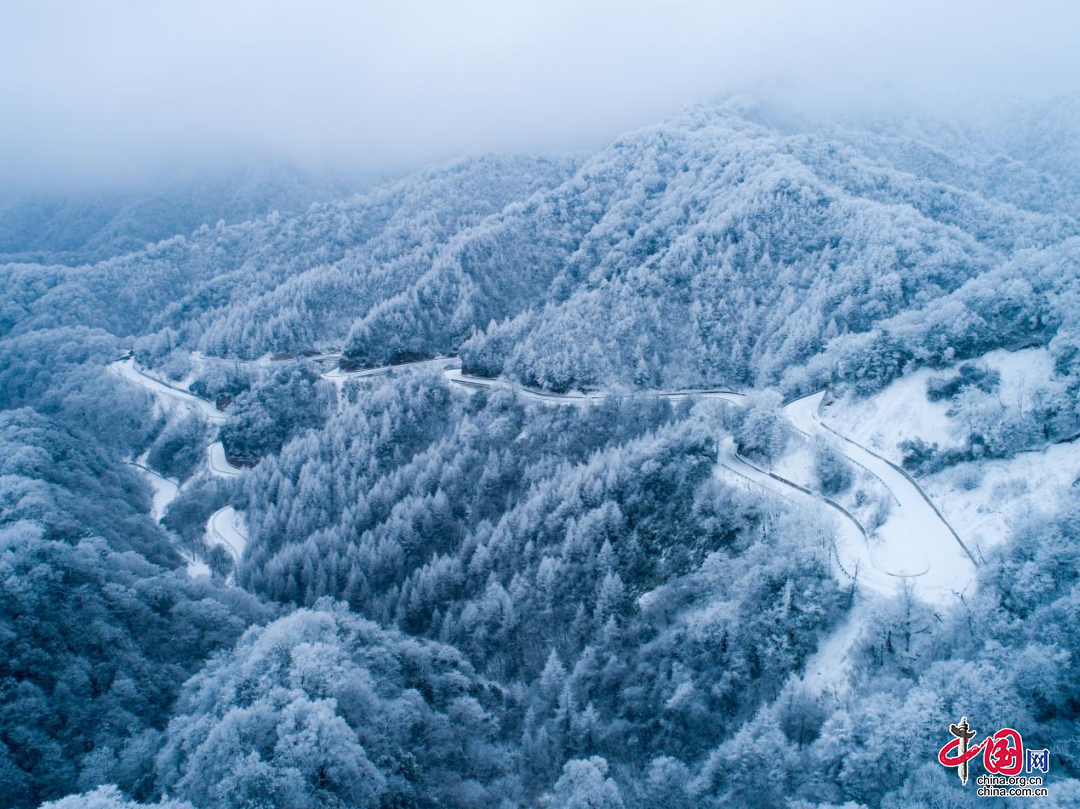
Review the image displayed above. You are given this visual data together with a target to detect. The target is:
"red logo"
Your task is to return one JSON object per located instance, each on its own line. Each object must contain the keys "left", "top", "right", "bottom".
{"left": 983, "top": 729, "right": 1023, "bottom": 776}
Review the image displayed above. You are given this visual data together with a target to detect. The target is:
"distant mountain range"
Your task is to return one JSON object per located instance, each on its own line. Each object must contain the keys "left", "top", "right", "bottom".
{"left": 4, "top": 97, "right": 1079, "bottom": 396}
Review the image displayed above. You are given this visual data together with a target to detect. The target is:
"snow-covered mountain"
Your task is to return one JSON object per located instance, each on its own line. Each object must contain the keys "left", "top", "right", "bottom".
{"left": 4, "top": 98, "right": 1080, "bottom": 808}
{"left": 6, "top": 98, "right": 1079, "bottom": 394}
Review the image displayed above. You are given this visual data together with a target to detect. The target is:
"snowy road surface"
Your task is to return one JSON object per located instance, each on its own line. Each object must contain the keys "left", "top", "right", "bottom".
{"left": 125, "top": 460, "right": 211, "bottom": 578}
{"left": 785, "top": 391, "right": 976, "bottom": 606}
{"left": 443, "top": 367, "right": 746, "bottom": 406}
{"left": 127, "top": 460, "right": 179, "bottom": 521}
{"left": 112, "top": 358, "right": 242, "bottom": 478}
{"left": 208, "top": 441, "right": 242, "bottom": 477}
{"left": 322, "top": 357, "right": 459, "bottom": 387}
{"left": 120, "top": 349, "right": 976, "bottom": 690}
{"left": 717, "top": 437, "right": 905, "bottom": 598}
{"left": 207, "top": 506, "right": 248, "bottom": 563}
{"left": 111, "top": 357, "right": 226, "bottom": 422}
{"left": 114, "top": 356, "right": 244, "bottom": 578}
{"left": 449, "top": 372, "right": 974, "bottom": 603}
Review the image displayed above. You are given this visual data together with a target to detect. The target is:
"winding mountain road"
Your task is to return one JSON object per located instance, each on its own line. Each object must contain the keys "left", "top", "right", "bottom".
{"left": 115, "top": 349, "right": 983, "bottom": 695}
{"left": 111, "top": 357, "right": 226, "bottom": 422}
{"left": 717, "top": 436, "right": 896, "bottom": 597}
{"left": 115, "top": 352, "right": 975, "bottom": 611}
{"left": 442, "top": 367, "right": 746, "bottom": 406}
{"left": 785, "top": 391, "right": 976, "bottom": 605}
{"left": 207, "top": 506, "right": 247, "bottom": 564}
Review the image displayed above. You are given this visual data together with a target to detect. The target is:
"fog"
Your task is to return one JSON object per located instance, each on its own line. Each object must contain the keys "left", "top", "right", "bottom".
{"left": 2, "top": 0, "right": 1079, "bottom": 189}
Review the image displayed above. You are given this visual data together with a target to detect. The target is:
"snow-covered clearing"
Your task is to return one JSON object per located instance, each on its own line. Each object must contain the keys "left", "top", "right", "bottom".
{"left": 924, "top": 440, "right": 1080, "bottom": 555}
{"left": 826, "top": 347, "right": 1056, "bottom": 462}
{"left": 825, "top": 368, "right": 954, "bottom": 458}
{"left": 821, "top": 346, "right": 1073, "bottom": 557}
{"left": 801, "top": 598, "right": 870, "bottom": 696}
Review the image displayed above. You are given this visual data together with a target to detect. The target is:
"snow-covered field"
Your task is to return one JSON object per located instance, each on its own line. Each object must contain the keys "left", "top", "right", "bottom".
{"left": 825, "top": 367, "right": 955, "bottom": 458}
{"left": 925, "top": 441, "right": 1080, "bottom": 556}
{"left": 823, "top": 347, "right": 1077, "bottom": 556}
{"left": 825, "top": 347, "right": 1056, "bottom": 461}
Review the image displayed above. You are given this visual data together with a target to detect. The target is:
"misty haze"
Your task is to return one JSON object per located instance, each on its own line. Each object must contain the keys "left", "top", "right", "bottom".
{"left": 2, "top": 2, "right": 1080, "bottom": 808}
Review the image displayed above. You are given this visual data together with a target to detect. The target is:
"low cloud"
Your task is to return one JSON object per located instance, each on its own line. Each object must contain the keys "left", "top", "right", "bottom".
{"left": 2, "top": 0, "right": 1078, "bottom": 189}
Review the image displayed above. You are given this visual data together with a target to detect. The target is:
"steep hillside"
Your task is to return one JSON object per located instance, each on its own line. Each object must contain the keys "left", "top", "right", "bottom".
{"left": 6, "top": 99, "right": 1078, "bottom": 394}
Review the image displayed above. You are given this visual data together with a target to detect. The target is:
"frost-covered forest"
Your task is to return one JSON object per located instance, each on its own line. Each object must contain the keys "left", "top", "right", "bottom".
{"left": 4, "top": 96, "right": 1080, "bottom": 808}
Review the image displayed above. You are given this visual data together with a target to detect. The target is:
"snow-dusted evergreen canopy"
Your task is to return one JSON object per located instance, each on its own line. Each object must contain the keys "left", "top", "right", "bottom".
{"left": 4, "top": 98, "right": 1080, "bottom": 807}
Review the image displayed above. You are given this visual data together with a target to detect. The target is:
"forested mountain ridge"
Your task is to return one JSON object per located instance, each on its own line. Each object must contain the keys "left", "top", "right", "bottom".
{"left": 457, "top": 101, "right": 1078, "bottom": 392}
{"left": 0, "top": 154, "right": 573, "bottom": 350}
{"left": 5, "top": 98, "right": 1078, "bottom": 394}
{"left": 4, "top": 97, "right": 1080, "bottom": 807}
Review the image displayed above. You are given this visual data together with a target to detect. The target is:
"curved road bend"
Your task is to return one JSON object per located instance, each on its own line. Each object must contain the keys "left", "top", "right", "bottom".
{"left": 785, "top": 392, "right": 975, "bottom": 605}
{"left": 125, "top": 460, "right": 180, "bottom": 521}
{"left": 111, "top": 357, "right": 226, "bottom": 423}
{"left": 450, "top": 373, "right": 974, "bottom": 605}
{"left": 718, "top": 437, "right": 904, "bottom": 599}
{"left": 118, "top": 353, "right": 973, "bottom": 609}
{"left": 207, "top": 505, "right": 248, "bottom": 563}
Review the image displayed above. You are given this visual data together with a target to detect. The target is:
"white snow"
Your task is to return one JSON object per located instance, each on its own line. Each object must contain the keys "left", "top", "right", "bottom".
{"left": 787, "top": 392, "right": 976, "bottom": 606}
{"left": 208, "top": 441, "right": 243, "bottom": 478}
{"left": 825, "top": 347, "right": 1057, "bottom": 462}
{"left": 924, "top": 439, "right": 1080, "bottom": 557}
{"left": 987, "top": 347, "right": 1057, "bottom": 411}
{"left": 140, "top": 465, "right": 179, "bottom": 521}
{"left": 716, "top": 436, "right": 901, "bottom": 598}
{"left": 801, "top": 598, "right": 871, "bottom": 695}
{"left": 182, "top": 554, "right": 212, "bottom": 579}
{"left": 206, "top": 506, "right": 248, "bottom": 565}
{"left": 110, "top": 357, "right": 226, "bottom": 423}
{"left": 825, "top": 367, "right": 956, "bottom": 459}
{"left": 444, "top": 367, "right": 747, "bottom": 407}
{"left": 769, "top": 441, "right": 817, "bottom": 489}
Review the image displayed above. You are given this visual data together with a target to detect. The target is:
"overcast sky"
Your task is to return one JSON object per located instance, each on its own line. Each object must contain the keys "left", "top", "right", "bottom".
{"left": 2, "top": 0, "right": 1079, "bottom": 189}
